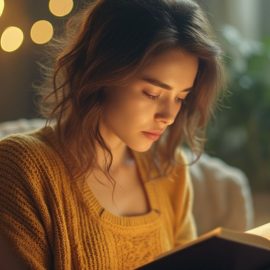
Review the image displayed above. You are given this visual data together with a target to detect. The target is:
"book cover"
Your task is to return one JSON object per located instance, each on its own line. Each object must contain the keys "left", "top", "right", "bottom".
{"left": 137, "top": 224, "right": 270, "bottom": 270}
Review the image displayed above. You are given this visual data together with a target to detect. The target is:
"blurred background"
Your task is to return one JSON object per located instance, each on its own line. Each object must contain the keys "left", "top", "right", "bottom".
{"left": 0, "top": 0, "right": 269, "bottom": 227}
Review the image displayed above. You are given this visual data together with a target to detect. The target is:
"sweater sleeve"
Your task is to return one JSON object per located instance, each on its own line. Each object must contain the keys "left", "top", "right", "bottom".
{"left": 173, "top": 150, "right": 197, "bottom": 247}
{"left": 0, "top": 136, "right": 53, "bottom": 270}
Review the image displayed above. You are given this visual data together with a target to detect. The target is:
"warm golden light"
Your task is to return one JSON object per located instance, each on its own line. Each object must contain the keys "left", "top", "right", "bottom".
{"left": 0, "top": 0, "right": 4, "bottom": 17}
{"left": 30, "top": 20, "right": 54, "bottom": 45}
{"left": 49, "top": 0, "right": 74, "bottom": 17}
{"left": 1, "top": 26, "right": 24, "bottom": 52}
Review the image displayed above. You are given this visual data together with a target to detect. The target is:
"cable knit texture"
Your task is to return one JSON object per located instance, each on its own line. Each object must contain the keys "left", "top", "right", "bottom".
{"left": 0, "top": 126, "right": 196, "bottom": 270}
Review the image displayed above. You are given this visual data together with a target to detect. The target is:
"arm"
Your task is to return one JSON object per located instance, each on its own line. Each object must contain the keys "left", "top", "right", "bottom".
{"left": 0, "top": 137, "right": 52, "bottom": 270}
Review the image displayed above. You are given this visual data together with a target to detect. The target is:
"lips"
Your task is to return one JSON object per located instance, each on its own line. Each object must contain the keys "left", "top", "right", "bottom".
{"left": 142, "top": 131, "right": 163, "bottom": 141}
{"left": 144, "top": 130, "right": 164, "bottom": 136}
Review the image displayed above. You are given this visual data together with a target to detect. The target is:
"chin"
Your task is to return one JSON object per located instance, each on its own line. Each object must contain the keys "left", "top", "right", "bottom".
{"left": 123, "top": 134, "right": 155, "bottom": 152}
{"left": 128, "top": 142, "right": 153, "bottom": 152}
{"left": 134, "top": 146, "right": 151, "bottom": 152}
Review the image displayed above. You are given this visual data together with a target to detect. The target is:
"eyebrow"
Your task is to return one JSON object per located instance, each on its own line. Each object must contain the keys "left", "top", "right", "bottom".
{"left": 141, "top": 76, "right": 193, "bottom": 93}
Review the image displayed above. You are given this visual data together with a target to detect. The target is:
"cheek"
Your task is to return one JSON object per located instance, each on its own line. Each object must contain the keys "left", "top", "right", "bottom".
{"left": 104, "top": 95, "right": 154, "bottom": 128}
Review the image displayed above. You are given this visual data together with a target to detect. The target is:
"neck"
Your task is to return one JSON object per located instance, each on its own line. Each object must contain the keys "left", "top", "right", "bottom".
{"left": 96, "top": 143, "right": 134, "bottom": 174}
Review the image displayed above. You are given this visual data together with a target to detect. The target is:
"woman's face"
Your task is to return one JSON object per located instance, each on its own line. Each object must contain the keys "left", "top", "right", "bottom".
{"left": 100, "top": 48, "right": 199, "bottom": 152}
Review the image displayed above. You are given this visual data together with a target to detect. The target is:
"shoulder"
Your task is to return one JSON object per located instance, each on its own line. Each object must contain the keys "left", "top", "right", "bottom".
{"left": 135, "top": 147, "right": 187, "bottom": 176}
{"left": 0, "top": 128, "right": 50, "bottom": 163}
{"left": 0, "top": 127, "right": 70, "bottom": 214}
{"left": 163, "top": 147, "right": 190, "bottom": 186}
{"left": 155, "top": 148, "right": 194, "bottom": 213}
{"left": 140, "top": 147, "right": 191, "bottom": 196}
{"left": 173, "top": 147, "right": 189, "bottom": 177}
{"left": 0, "top": 127, "right": 63, "bottom": 183}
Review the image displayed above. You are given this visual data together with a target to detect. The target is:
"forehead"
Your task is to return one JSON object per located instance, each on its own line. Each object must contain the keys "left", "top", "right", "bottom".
{"left": 136, "top": 48, "right": 199, "bottom": 89}
{"left": 142, "top": 48, "right": 198, "bottom": 75}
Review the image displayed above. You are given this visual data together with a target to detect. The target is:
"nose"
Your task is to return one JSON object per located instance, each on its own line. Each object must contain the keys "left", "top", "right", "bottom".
{"left": 154, "top": 101, "right": 180, "bottom": 126}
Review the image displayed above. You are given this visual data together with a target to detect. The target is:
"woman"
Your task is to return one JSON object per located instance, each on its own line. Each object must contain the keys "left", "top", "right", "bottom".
{"left": 0, "top": 0, "right": 224, "bottom": 269}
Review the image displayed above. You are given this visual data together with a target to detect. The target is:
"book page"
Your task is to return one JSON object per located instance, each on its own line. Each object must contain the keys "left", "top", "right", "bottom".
{"left": 246, "top": 223, "right": 270, "bottom": 240}
{"left": 219, "top": 228, "right": 270, "bottom": 250}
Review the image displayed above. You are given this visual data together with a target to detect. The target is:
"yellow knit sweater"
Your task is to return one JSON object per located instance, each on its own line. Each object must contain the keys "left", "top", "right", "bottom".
{"left": 0, "top": 127, "right": 196, "bottom": 270}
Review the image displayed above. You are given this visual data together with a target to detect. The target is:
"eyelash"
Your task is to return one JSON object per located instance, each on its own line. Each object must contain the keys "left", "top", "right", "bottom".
{"left": 143, "top": 91, "right": 184, "bottom": 104}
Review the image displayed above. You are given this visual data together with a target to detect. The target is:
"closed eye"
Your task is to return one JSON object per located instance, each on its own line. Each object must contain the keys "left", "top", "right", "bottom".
{"left": 143, "top": 90, "right": 185, "bottom": 104}
{"left": 143, "top": 91, "right": 160, "bottom": 100}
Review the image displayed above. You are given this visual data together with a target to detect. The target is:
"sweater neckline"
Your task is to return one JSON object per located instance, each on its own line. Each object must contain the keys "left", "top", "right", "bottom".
{"left": 40, "top": 125, "right": 161, "bottom": 227}
{"left": 82, "top": 179, "right": 161, "bottom": 227}
{"left": 81, "top": 149, "right": 161, "bottom": 227}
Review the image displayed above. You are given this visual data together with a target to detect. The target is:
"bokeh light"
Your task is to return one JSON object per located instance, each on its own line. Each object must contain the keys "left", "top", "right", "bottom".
{"left": 49, "top": 0, "right": 74, "bottom": 17}
{"left": 30, "top": 20, "right": 54, "bottom": 45}
{"left": 1, "top": 26, "right": 24, "bottom": 52}
{"left": 0, "top": 0, "right": 4, "bottom": 17}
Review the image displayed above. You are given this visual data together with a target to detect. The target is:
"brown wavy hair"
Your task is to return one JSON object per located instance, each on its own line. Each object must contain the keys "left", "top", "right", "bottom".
{"left": 37, "top": 0, "right": 225, "bottom": 183}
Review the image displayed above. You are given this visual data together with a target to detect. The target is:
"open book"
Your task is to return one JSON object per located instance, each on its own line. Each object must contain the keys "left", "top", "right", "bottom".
{"left": 137, "top": 223, "right": 270, "bottom": 270}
